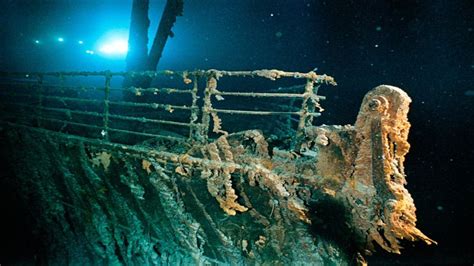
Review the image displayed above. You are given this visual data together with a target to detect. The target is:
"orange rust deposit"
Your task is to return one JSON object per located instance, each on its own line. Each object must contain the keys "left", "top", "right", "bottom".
{"left": 198, "top": 85, "right": 435, "bottom": 257}
{"left": 0, "top": 69, "right": 434, "bottom": 264}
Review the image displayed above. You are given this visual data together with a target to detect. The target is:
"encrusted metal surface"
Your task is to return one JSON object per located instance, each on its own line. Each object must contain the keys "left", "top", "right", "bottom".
{"left": 0, "top": 69, "right": 433, "bottom": 264}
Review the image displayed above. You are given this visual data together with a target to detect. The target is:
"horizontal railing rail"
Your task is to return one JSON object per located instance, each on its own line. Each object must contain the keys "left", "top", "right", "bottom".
{"left": 0, "top": 69, "right": 336, "bottom": 147}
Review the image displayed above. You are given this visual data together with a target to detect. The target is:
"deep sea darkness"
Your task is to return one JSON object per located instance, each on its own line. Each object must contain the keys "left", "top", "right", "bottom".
{"left": 0, "top": 0, "right": 473, "bottom": 264}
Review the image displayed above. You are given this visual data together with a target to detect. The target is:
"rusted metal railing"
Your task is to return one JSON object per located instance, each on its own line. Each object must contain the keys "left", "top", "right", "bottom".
{"left": 0, "top": 69, "right": 336, "bottom": 147}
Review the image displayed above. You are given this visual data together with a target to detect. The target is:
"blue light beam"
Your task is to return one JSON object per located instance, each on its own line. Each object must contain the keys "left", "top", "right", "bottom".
{"left": 96, "top": 29, "right": 129, "bottom": 59}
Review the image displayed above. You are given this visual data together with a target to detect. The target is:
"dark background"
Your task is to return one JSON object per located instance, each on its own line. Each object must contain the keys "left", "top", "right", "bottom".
{"left": 0, "top": 0, "right": 473, "bottom": 264}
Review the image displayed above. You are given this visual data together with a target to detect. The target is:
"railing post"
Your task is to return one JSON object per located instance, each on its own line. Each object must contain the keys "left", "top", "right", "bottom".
{"left": 200, "top": 74, "right": 216, "bottom": 143}
{"left": 189, "top": 74, "right": 202, "bottom": 142}
{"left": 103, "top": 71, "right": 111, "bottom": 141}
{"left": 297, "top": 79, "right": 315, "bottom": 131}
{"left": 36, "top": 74, "right": 44, "bottom": 128}
{"left": 294, "top": 79, "right": 319, "bottom": 149}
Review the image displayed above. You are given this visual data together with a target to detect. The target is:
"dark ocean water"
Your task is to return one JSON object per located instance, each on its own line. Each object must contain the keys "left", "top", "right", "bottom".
{"left": 0, "top": 0, "right": 473, "bottom": 264}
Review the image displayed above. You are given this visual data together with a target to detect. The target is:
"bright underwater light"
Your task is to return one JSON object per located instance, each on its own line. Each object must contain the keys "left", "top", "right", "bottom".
{"left": 99, "top": 39, "right": 128, "bottom": 55}
{"left": 96, "top": 29, "right": 129, "bottom": 59}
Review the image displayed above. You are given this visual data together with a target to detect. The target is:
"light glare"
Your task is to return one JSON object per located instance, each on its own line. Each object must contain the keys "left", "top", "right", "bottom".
{"left": 96, "top": 29, "right": 129, "bottom": 59}
{"left": 99, "top": 39, "right": 128, "bottom": 55}
{"left": 58, "top": 37, "right": 64, "bottom": 42}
